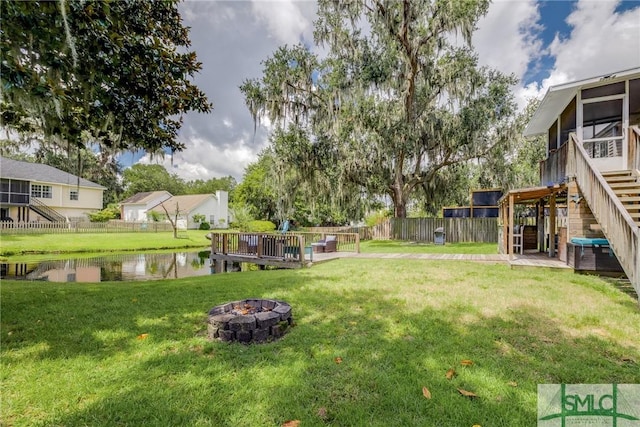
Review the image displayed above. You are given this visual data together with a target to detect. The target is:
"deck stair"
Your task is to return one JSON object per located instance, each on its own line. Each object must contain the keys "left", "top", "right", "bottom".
{"left": 601, "top": 170, "right": 640, "bottom": 226}
{"left": 29, "top": 198, "right": 66, "bottom": 223}
{"left": 568, "top": 133, "right": 639, "bottom": 298}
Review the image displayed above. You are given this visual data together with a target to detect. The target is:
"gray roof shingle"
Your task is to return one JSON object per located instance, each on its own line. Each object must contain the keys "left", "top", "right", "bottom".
{"left": 0, "top": 156, "right": 106, "bottom": 189}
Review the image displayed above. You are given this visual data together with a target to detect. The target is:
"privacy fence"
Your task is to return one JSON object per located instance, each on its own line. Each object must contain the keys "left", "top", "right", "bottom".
{"left": 369, "top": 218, "right": 498, "bottom": 243}
{"left": 1, "top": 218, "right": 498, "bottom": 243}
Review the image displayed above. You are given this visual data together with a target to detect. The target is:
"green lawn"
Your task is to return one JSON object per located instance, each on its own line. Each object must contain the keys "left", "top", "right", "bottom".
{"left": 2, "top": 259, "right": 638, "bottom": 426}
{"left": 0, "top": 231, "right": 212, "bottom": 258}
{"left": 359, "top": 239, "right": 497, "bottom": 254}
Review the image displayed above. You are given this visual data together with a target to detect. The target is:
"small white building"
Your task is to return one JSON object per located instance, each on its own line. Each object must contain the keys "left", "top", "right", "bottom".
{"left": 120, "top": 191, "right": 172, "bottom": 222}
{"left": 147, "top": 191, "right": 229, "bottom": 229}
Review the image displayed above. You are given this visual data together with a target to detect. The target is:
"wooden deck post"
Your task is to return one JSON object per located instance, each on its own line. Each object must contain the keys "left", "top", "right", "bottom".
{"left": 508, "top": 194, "right": 515, "bottom": 260}
{"left": 549, "top": 193, "right": 556, "bottom": 258}
{"left": 222, "top": 233, "right": 228, "bottom": 255}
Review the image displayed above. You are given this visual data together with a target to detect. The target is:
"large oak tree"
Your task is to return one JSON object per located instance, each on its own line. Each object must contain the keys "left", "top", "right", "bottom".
{"left": 242, "top": 0, "right": 517, "bottom": 218}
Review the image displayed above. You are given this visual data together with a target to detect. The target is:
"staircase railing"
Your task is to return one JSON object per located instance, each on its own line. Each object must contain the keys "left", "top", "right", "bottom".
{"left": 29, "top": 198, "right": 66, "bottom": 222}
{"left": 630, "top": 125, "right": 640, "bottom": 173}
{"left": 567, "top": 133, "right": 639, "bottom": 295}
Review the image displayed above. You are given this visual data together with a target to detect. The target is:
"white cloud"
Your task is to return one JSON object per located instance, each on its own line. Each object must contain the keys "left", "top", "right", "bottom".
{"left": 474, "top": 0, "right": 542, "bottom": 78}
{"left": 547, "top": 0, "right": 640, "bottom": 82}
{"left": 250, "top": 0, "right": 314, "bottom": 44}
{"left": 138, "top": 131, "right": 266, "bottom": 183}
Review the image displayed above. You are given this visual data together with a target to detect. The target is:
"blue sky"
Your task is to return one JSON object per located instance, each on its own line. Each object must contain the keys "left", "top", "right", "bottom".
{"left": 129, "top": 0, "right": 640, "bottom": 182}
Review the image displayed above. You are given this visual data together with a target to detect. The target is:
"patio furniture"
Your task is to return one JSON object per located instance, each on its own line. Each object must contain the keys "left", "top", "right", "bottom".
{"left": 311, "top": 235, "right": 337, "bottom": 253}
{"left": 512, "top": 225, "right": 524, "bottom": 255}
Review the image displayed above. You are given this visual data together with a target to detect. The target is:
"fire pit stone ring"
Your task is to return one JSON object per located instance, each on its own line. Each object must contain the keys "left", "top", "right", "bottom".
{"left": 207, "top": 299, "right": 292, "bottom": 344}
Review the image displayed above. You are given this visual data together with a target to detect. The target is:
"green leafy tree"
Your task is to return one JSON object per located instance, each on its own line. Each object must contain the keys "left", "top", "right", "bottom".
{"left": 469, "top": 98, "right": 545, "bottom": 191}
{"left": 186, "top": 176, "right": 237, "bottom": 196}
{"left": 242, "top": 0, "right": 517, "bottom": 218}
{"left": 1, "top": 0, "right": 211, "bottom": 154}
{"left": 233, "top": 150, "right": 279, "bottom": 221}
{"left": 122, "top": 164, "right": 186, "bottom": 198}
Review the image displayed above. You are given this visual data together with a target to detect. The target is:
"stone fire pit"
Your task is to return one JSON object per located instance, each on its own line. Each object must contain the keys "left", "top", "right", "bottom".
{"left": 207, "top": 299, "right": 292, "bottom": 344}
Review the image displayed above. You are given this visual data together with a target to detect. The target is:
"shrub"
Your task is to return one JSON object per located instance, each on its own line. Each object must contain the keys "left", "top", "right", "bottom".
{"left": 247, "top": 220, "right": 276, "bottom": 232}
{"left": 87, "top": 205, "right": 120, "bottom": 222}
{"left": 365, "top": 209, "right": 392, "bottom": 227}
{"left": 199, "top": 222, "right": 211, "bottom": 230}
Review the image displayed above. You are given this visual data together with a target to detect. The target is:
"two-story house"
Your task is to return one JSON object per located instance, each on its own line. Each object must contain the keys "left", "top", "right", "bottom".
{"left": 0, "top": 156, "right": 106, "bottom": 222}
{"left": 498, "top": 67, "right": 639, "bottom": 295}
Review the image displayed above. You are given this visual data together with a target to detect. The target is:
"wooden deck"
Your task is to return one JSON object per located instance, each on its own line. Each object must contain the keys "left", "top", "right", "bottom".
{"left": 311, "top": 250, "right": 572, "bottom": 270}
{"left": 508, "top": 251, "right": 571, "bottom": 269}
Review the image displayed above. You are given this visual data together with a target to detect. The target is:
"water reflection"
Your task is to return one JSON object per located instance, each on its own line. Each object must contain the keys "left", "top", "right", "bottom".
{"left": 1, "top": 251, "right": 217, "bottom": 282}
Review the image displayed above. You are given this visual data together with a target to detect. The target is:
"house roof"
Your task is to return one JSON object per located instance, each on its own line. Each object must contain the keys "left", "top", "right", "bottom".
{"left": 0, "top": 156, "right": 106, "bottom": 189}
{"left": 148, "top": 194, "right": 214, "bottom": 215}
{"left": 524, "top": 67, "right": 640, "bottom": 137}
{"left": 120, "top": 191, "right": 172, "bottom": 205}
{"left": 498, "top": 185, "right": 565, "bottom": 206}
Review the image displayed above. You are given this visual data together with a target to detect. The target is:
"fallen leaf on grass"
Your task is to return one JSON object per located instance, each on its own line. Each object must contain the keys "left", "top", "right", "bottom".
{"left": 507, "top": 381, "right": 518, "bottom": 387}
{"left": 460, "top": 359, "right": 474, "bottom": 366}
{"left": 282, "top": 421, "right": 300, "bottom": 427}
{"left": 457, "top": 388, "right": 478, "bottom": 398}
{"left": 472, "top": 425, "right": 482, "bottom": 427}
{"left": 137, "top": 333, "right": 149, "bottom": 340}
{"left": 317, "top": 407, "right": 327, "bottom": 419}
{"left": 334, "top": 357, "right": 343, "bottom": 364}
{"left": 422, "top": 386, "right": 432, "bottom": 399}
{"left": 446, "top": 369, "right": 456, "bottom": 380}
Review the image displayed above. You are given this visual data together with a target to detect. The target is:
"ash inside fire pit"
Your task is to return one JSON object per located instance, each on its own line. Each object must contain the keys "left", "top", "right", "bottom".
{"left": 207, "top": 299, "right": 292, "bottom": 344}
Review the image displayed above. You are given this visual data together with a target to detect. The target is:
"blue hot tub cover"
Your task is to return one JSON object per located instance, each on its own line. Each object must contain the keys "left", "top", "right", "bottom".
{"left": 570, "top": 237, "right": 609, "bottom": 246}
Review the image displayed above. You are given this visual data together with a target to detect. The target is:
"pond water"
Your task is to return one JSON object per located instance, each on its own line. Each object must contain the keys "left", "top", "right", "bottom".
{"left": 0, "top": 251, "right": 245, "bottom": 282}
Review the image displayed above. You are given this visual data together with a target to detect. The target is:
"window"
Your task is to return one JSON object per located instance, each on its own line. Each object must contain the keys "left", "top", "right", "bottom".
{"left": 70, "top": 190, "right": 79, "bottom": 201}
{"left": 31, "top": 184, "right": 52, "bottom": 199}
{"left": 210, "top": 215, "right": 215, "bottom": 224}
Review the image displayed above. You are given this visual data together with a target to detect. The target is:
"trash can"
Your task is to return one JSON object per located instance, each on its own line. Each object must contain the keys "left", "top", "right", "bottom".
{"left": 434, "top": 227, "right": 445, "bottom": 245}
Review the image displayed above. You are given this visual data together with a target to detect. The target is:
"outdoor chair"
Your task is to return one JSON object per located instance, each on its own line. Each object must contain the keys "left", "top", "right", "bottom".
{"left": 512, "top": 225, "right": 524, "bottom": 255}
{"left": 311, "top": 235, "right": 337, "bottom": 253}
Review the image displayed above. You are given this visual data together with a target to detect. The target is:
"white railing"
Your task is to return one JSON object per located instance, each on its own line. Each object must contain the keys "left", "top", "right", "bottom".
{"left": 0, "top": 220, "right": 175, "bottom": 234}
{"left": 630, "top": 125, "right": 640, "bottom": 172}
{"left": 567, "top": 133, "right": 640, "bottom": 295}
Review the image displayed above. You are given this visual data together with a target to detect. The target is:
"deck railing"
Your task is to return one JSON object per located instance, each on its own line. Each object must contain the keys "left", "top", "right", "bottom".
{"left": 567, "top": 133, "right": 639, "bottom": 295}
{"left": 540, "top": 141, "right": 569, "bottom": 186}
{"left": 210, "top": 232, "right": 307, "bottom": 262}
{"left": 209, "top": 232, "right": 360, "bottom": 260}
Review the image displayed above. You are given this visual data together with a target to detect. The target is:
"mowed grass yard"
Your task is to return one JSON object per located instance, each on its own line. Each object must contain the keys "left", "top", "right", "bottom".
{"left": 2, "top": 258, "right": 639, "bottom": 426}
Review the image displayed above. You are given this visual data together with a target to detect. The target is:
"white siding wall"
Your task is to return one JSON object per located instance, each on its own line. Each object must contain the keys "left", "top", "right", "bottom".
{"left": 187, "top": 197, "right": 218, "bottom": 229}
{"left": 213, "top": 190, "right": 229, "bottom": 228}
{"left": 122, "top": 204, "right": 147, "bottom": 221}
{"left": 32, "top": 183, "right": 104, "bottom": 220}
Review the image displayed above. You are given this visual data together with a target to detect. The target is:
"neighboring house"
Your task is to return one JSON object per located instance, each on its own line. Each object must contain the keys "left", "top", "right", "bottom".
{"left": 119, "top": 191, "right": 172, "bottom": 222}
{"left": 498, "top": 68, "right": 639, "bottom": 294}
{"left": 0, "top": 156, "right": 106, "bottom": 222}
{"left": 147, "top": 191, "right": 229, "bottom": 229}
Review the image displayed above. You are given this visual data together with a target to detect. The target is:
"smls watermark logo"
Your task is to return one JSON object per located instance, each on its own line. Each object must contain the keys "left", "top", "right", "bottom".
{"left": 538, "top": 384, "right": 640, "bottom": 426}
